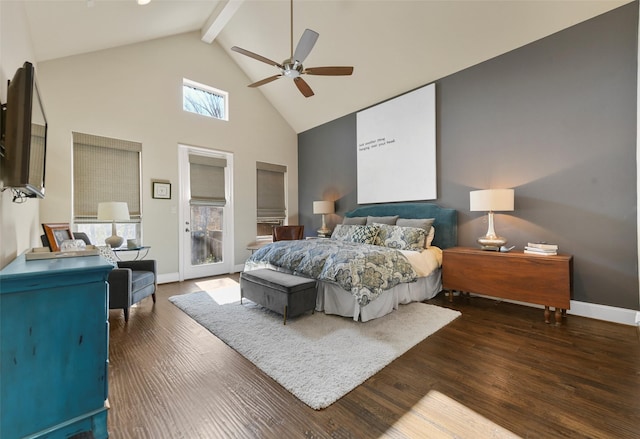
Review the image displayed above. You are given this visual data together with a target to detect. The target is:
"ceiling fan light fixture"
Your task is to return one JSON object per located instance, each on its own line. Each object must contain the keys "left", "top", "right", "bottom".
{"left": 282, "top": 60, "right": 303, "bottom": 78}
{"left": 137, "top": 0, "right": 151, "bottom": 5}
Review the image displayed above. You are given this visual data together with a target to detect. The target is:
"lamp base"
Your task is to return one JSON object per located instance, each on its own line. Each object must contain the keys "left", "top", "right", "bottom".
{"left": 477, "top": 235, "right": 507, "bottom": 251}
{"left": 105, "top": 235, "right": 124, "bottom": 248}
{"left": 317, "top": 227, "right": 331, "bottom": 237}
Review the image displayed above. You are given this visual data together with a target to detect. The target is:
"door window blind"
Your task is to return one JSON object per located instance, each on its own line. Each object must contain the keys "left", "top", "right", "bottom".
{"left": 189, "top": 154, "right": 227, "bottom": 206}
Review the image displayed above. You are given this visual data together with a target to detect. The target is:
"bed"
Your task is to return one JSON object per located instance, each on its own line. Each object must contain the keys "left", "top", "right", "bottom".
{"left": 244, "top": 202, "right": 457, "bottom": 321}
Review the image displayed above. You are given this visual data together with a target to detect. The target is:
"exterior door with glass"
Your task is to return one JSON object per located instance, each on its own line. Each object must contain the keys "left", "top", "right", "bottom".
{"left": 179, "top": 146, "right": 233, "bottom": 280}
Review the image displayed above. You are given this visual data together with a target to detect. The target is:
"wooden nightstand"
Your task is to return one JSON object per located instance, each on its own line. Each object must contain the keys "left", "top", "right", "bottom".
{"left": 442, "top": 247, "right": 573, "bottom": 324}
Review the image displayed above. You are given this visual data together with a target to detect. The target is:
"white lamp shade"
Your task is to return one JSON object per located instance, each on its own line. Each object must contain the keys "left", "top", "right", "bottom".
{"left": 313, "top": 200, "right": 335, "bottom": 215}
{"left": 97, "top": 202, "right": 130, "bottom": 221}
{"left": 470, "top": 189, "right": 514, "bottom": 212}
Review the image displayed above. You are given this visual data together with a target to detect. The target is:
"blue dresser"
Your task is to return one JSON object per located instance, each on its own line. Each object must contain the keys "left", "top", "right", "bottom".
{"left": 0, "top": 254, "right": 113, "bottom": 439}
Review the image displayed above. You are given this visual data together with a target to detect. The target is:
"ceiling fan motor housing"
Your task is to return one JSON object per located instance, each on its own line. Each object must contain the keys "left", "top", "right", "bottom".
{"left": 283, "top": 59, "right": 303, "bottom": 78}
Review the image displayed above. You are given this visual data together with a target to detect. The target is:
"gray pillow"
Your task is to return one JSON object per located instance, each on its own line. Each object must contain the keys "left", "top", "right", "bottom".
{"left": 342, "top": 216, "right": 367, "bottom": 225}
{"left": 366, "top": 215, "right": 399, "bottom": 225}
{"left": 396, "top": 218, "right": 435, "bottom": 231}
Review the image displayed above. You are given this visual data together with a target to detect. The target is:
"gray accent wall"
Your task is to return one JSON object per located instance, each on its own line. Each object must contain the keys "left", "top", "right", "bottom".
{"left": 298, "top": 3, "right": 639, "bottom": 310}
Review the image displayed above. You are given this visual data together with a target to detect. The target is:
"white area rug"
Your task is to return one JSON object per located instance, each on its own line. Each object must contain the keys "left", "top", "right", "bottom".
{"left": 169, "top": 286, "right": 460, "bottom": 410}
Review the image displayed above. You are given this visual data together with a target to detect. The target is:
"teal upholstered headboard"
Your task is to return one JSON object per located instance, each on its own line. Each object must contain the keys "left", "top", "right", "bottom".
{"left": 344, "top": 202, "right": 458, "bottom": 249}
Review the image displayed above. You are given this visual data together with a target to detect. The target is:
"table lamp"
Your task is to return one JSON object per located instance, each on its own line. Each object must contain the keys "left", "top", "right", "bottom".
{"left": 469, "top": 189, "right": 514, "bottom": 251}
{"left": 98, "top": 201, "right": 130, "bottom": 248}
{"left": 313, "top": 200, "right": 334, "bottom": 236}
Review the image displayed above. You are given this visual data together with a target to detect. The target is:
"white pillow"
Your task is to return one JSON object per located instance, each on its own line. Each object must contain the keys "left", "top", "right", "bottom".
{"left": 97, "top": 245, "right": 118, "bottom": 266}
{"left": 426, "top": 226, "right": 435, "bottom": 248}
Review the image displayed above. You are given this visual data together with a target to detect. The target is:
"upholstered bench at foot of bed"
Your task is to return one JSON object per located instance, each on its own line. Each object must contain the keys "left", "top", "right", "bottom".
{"left": 240, "top": 269, "right": 317, "bottom": 324}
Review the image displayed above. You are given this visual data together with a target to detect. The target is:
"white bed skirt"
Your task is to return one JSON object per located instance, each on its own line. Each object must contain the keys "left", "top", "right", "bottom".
{"left": 315, "top": 268, "right": 443, "bottom": 322}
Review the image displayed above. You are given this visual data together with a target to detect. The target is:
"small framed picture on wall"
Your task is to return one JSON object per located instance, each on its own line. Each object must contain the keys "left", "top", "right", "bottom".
{"left": 152, "top": 181, "right": 171, "bottom": 199}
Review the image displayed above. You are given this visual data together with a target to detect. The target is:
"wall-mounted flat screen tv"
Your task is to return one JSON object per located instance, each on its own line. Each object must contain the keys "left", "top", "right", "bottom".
{"left": 1, "top": 61, "right": 48, "bottom": 199}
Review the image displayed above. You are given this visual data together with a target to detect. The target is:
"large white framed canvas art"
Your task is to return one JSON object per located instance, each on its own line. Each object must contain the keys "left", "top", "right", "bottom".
{"left": 356, "top": 83, "right": 436, "bottom": 204}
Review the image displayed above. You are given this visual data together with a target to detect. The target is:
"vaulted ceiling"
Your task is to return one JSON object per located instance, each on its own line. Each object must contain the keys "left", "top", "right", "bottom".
{"left": 23, "top": 0, "right": 632, "bottom": 133}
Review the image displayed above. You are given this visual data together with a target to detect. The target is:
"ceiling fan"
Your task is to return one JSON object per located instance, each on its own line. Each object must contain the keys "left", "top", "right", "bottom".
{"left": 230, "top": 0, "right": 354, "bottom": 98}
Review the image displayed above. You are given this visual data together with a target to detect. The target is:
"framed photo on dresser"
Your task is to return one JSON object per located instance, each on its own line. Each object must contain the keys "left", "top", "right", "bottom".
{"left": 42, "top": 223, "right": 74, "bottom": 252}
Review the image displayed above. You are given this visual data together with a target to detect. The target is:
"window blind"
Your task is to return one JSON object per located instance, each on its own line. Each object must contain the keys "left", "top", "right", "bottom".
{"left": 256, "top": 161, "right": 286, "bottom": 218}
{"left": 73, "top": 132, "right": 141, "bottom": 221}
{"left": 189, "top": 154, "right": 226, "bottom": 205}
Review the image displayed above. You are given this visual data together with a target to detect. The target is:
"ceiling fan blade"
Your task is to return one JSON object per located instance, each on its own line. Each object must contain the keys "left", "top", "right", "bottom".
{"left": 293, "top": 29, "right": 319, "bottom": 63}
{"left": 304, "top": 66, "right": 354, "bottom": 76}
{"left": 248, "top": 75, "right": 282, "bottom": 88}
{"left": 294, "top": 77, "right": 314, "bottom": 97}
{"left": 231, "top": 46, "right": 283, "bottom": 69}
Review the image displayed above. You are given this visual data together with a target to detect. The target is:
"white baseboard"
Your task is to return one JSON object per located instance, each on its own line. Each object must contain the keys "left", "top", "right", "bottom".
{"left": 467, "top": 293, "right": 638, "bottom": 326}
{"left": 158, "top": 272, "right": 180, "bottom": 284}
{"left": 157, "top": 267, "right": 243, "bottom": 285}
{"left": 569, "top": 301, "right": 639, "bottom": 326}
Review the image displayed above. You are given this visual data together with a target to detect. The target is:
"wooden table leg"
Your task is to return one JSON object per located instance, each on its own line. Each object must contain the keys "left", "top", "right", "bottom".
{"left": 448, "top": 290, "right": 453, "bottom": 302}
{"left": 555, "top": 308, "right": 562, "bottom": 325}
{"left": 544, "top": 306, "right": 551, "bottom": 324}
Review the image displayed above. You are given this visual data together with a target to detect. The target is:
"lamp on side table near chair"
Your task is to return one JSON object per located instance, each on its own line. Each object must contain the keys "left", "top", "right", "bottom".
{"left": 98, "top": 201, "right": 130, "bottom": 248}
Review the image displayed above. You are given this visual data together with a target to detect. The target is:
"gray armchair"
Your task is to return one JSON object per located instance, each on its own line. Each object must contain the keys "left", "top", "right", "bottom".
{"left": 107, "top": 259, "right": 157, "bottom": 322}
{"left": 40, "top": 232, "right": 157, "bottom": 322}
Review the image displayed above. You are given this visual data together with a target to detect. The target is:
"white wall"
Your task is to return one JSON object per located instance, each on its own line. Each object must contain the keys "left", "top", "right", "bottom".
{"left": 29, "top": 31, "right": 297, "bottom": 276}
{"left": 0, "top": 2, "right": 43, "bottom": 269}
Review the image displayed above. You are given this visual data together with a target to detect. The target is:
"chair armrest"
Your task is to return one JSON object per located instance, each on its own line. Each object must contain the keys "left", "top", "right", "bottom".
{"left": 117, "top": 259, "right": 157, "bottom": 275}
{"left": 118, "top": 259, "right": 156, "bottom": 274}
{"left": 108, "top": 268, "right": 132, "bottom": 309}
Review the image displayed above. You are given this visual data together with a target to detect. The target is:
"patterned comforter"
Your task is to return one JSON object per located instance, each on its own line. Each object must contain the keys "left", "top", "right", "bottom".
{"left": 245, "top": 239, "right": 417, "bottom": 306}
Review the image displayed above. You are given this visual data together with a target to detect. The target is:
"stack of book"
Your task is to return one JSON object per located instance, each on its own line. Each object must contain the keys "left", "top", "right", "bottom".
{"left": 524, "top": 242, "right": 558, "bottom": 256}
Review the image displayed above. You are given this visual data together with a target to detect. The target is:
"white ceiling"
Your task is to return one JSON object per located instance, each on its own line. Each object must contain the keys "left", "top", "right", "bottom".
{"left": 22, "top": 0, "right": 632, "bottom": 133}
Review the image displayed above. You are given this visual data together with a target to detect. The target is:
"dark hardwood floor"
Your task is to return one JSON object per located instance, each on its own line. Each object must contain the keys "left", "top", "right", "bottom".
{"left": 107, "top": 275, "right": 640, "bottom": 438}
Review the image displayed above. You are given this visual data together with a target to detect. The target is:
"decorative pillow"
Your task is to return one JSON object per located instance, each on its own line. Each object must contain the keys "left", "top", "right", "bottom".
{"left": 374, "top": 224, "right": 427, "bottom": 251}
{"left": 342, "top": 216, "right": 367, "bottom": 225}
{"left": 366, "top": 215, "right": 399, "bottom": 225}
{"left": 331, "top": 224, "right": 380, "bottom": 245}
{"left": 331, "top": 224, "right": 354, "bottom": 241}
{"left": 396, "top": 218, "right": 435, "bottom": 231}
{"left": 426, "top": 226, "right": 435, "bottom": 248}
{"left": 396, "top": 218, "right": 436, "bottom": 248}
{"left": 97, "top": 245, "right": 118, "bottom": 267}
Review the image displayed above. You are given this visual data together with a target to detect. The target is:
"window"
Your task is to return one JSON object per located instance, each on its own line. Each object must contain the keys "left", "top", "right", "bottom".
{"left": 256, "top": 162, "right": 286, "bottom": 238}
{"left": 72, "top": 132, "right": 142, "bottom": 246}
{"left": 183, "top": 78, "right": 228, "bottom": 121}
